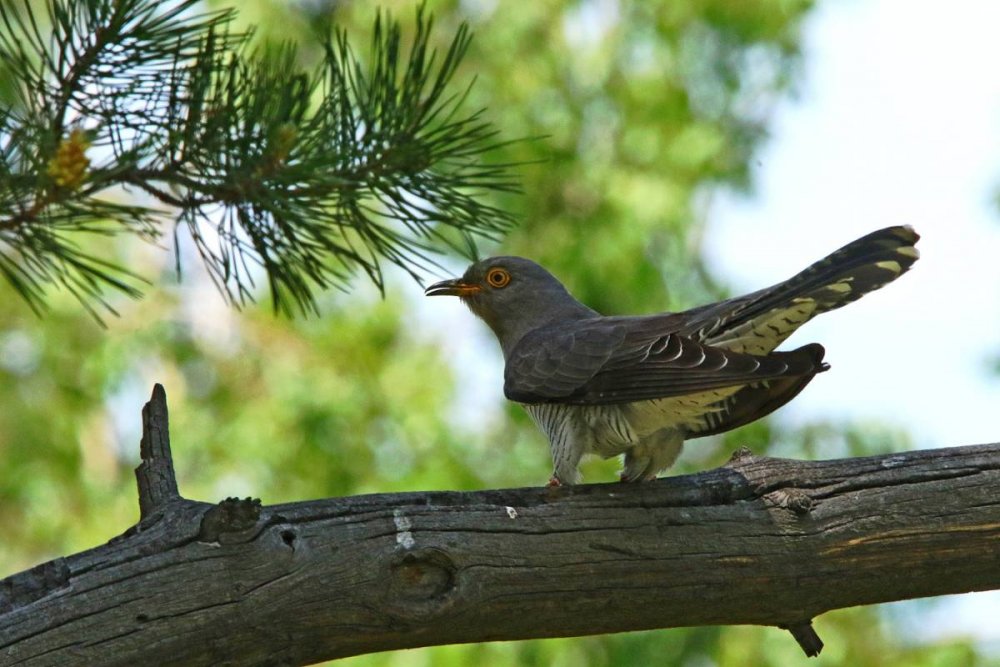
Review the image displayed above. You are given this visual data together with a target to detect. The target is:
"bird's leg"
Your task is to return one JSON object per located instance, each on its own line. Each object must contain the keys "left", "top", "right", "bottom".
{"left": 620, "top": 450, "right": 652, "bottom": 482}
{"left": 549, "top": 433, "right": 584, "bottom": 486}
{"left": 621, "top": 433, "right": 684, "bottom": 482}
{"left": 619, "top": 459, "right": 651, "bottom": 482}
{"left": 546, "top": 475, "right": 562, "bottom": 487}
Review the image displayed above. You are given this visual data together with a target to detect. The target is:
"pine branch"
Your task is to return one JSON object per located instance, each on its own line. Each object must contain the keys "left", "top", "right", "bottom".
{"left": 0, "top": 0, "right": 519, "bottom": 318}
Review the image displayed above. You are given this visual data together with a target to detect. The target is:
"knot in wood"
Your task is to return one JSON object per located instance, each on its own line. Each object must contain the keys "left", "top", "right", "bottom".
{"left": 725, "top": 446, "right": 755, "bottom": 465}
{"left": 764, "top": 487, "right": 814, "bottom": 515}
{"left": 198, "top": 497, "right": 263, "bottom": 542}
{"left": 384, "top": 548, "right": 457, "bottom": 619}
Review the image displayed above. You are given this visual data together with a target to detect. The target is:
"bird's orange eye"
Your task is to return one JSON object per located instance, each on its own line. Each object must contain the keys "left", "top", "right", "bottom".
{"left": 486, "top": 267, "right": 511, "bottom": 288}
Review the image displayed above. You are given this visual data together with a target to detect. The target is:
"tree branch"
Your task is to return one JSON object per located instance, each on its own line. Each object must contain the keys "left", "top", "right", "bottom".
{"left": 0, "top": 1, "right": 519, "bottom": 317}
{"left": 1, "top": 386, "right": 998, "bottom": 666}
{"left": 134, "top": 384, "right": 180, "bottom": 518}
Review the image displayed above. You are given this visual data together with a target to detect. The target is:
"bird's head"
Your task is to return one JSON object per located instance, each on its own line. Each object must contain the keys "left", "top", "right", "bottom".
{"left": 425, "top": 256, "right": 596, "bottom": 353}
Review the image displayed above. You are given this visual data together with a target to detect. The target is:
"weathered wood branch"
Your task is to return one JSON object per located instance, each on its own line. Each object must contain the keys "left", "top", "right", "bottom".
{"left": 134, "top": 383, "right": 180, "bottom": 519}
{"left": 1, "top": 385, "right": 999, "bottom": 666}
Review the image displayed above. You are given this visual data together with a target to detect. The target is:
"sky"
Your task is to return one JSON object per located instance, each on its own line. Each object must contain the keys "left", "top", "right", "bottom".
{"left": 706, "top": 1, "right": 1000, "bottom": 449}
{"left": 704, "top": 0, "right": 1000, "bottom": 651}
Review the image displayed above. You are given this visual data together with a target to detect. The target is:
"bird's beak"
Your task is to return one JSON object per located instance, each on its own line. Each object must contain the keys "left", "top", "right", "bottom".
{"left": 424, "top": 277, "right": 482, "bottom": 297}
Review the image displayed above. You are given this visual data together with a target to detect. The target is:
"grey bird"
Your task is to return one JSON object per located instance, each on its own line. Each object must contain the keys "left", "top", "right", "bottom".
{"left": 425, "top": 226, "right": 920, "bottom": 485}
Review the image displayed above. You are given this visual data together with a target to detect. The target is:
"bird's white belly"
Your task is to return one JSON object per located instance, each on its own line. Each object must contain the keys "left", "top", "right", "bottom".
{"left": 524, "top": 403, "right": 632, "bottom": 459}
{"left": 525, "top": 386, "right": 740, "bottom": 461}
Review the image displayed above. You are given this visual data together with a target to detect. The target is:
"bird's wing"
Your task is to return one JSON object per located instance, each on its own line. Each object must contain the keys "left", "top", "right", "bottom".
{"left": 503, "top": 318, "right": 826, "bottom": 405}
{"left": 679, "top": 225, "right": 919, "bottom": 354}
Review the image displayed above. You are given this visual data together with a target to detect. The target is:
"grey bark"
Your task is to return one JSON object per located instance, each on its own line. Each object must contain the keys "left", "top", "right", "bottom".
{"left": 1, "top": 385, "right": 998, "bottom": 666}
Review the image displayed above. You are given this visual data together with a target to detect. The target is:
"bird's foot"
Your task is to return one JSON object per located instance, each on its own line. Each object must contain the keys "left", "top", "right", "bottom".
{"left": 619, "top": 472, "right": 658, "bottom": 483}
{"left": 546, "top": 476, "right": 562, "bottom": 487}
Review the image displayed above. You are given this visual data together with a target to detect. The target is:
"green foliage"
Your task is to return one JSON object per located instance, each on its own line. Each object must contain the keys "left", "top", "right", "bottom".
{"left": 0, "top": 1, "right": 994, "bottom": 666}
{"left": 0, "top": 0, "right": 516, "bottom": 317}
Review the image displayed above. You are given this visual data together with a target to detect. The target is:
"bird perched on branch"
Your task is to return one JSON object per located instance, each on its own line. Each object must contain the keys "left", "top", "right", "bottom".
{"left": 426, "top": 226, "right": 920, "bottom": 485}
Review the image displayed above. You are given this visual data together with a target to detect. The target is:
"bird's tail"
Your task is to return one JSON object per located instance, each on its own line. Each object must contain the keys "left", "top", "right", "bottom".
{"left": 691, "top": 225, "right": 919, "bottom": 353}
{"left": 690, "top": 343, "right": 828, "bottom": 438}
{"left": 759, "top": 225, "right": 919, "bottom": 315}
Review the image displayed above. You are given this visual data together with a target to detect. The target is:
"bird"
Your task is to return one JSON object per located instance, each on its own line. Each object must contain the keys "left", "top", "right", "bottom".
{"left": 425, "top": 226, "right": 920, "bottom": 485}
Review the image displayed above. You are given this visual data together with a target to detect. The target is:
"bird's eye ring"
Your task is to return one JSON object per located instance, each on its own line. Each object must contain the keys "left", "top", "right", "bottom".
{"left": 486, "top": 267, "right": 511, "bottom": 288}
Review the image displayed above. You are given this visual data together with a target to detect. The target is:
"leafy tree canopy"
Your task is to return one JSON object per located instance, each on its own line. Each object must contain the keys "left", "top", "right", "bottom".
{"left": 0, "top": 1, "right": 988, "bottom": 665}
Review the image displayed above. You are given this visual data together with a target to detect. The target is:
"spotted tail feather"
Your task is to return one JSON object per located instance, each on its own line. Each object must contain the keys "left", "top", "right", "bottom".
{"left": 689, "top": 225, "right": 919, "bottom": 352}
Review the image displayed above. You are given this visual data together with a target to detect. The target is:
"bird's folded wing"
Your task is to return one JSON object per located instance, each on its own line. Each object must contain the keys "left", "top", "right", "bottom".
{"left": 503, "top": 320, "right": 826, "bottom": 405}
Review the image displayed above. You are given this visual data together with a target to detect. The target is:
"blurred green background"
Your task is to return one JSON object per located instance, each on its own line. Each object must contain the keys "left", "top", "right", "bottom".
{"left": 1, "top": 0, "right": 996, "bottom": 665}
